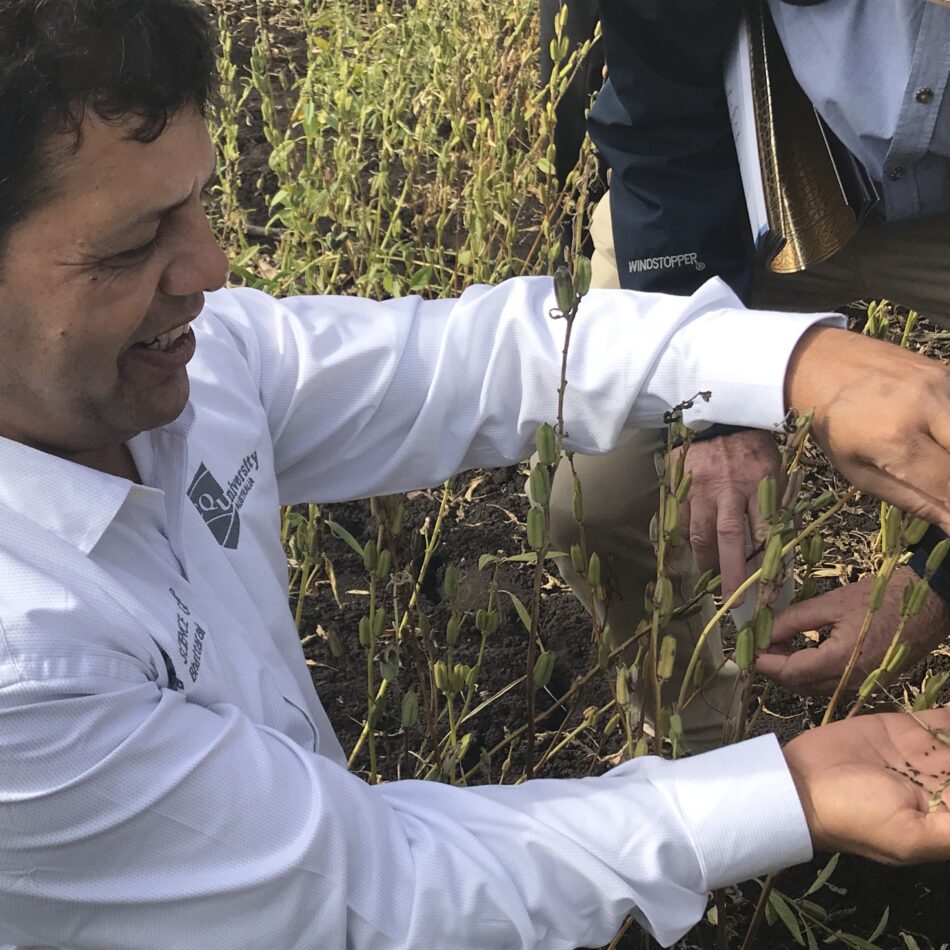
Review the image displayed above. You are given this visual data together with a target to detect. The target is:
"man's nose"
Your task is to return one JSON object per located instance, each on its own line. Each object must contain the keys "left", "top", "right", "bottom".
{"left": 159, "top": 211, "right": 230, "bottom": 297}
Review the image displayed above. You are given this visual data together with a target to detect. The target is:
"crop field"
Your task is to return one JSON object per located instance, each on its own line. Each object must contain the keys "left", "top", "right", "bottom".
{"left": 207, "top": 1, "right": 950, "bottom": 947}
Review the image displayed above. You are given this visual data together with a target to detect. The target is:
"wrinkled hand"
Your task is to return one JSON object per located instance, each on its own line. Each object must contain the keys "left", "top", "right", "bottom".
{"left": 676, "top": 429, "right": 780, "bottom": 602}
{"left": 784, "top": 707, "right": 950, "bottom": 863}
{"left": 757, "top": 567, "right": 950, "bottom": 695}
{"left": 785, "top": 327, "right": 950, "bottom": 534}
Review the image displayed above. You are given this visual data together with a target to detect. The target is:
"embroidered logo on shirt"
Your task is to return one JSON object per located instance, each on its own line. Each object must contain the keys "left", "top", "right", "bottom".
{"left": 187, "top": 451, "right": 259, "bottom": 548}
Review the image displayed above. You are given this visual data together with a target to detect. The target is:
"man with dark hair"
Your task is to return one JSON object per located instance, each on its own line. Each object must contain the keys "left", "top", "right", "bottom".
{"left": 4, "top": 3, "right": 950, "bottom": 948}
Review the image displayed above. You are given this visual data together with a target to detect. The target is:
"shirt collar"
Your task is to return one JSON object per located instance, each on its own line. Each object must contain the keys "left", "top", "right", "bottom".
{"left": 0, "top": 404, "right": 196, "bottom": 556}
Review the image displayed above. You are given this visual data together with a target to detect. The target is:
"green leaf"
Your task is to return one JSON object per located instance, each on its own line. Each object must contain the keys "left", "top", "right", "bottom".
{"left": 501, "top": 590, "right": 533, "bottom": 634}
{"left": 804, "top": 922, "right": 819, "bottom": 950}
{"left": 325, "top": 520, "right": 365, "bottom": 558}
{"left": 768, "top": 892, "right": 804, "bottom": 946}
{"left": 409, "top": 265, "right": 434, "bottom": 291}
{"left": 478, "top": 553, "right": 499, "bottom": 571}
{"left": 867, "top": 907, "right": 889, "bottom": 943}
{"left": 804, "top": 852, "right": 839, "bottom": 896}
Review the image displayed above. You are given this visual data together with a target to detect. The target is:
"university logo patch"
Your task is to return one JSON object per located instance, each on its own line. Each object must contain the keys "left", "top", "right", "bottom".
{"left": 187, "top": 452, "right": 259, "bottom": 548}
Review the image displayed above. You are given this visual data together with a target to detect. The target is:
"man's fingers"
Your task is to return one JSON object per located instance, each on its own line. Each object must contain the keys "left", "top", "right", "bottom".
{"left": 770, "top": 592, "right": 843, "bottom": 644}
{"left": 848, "top": 449, "right": 950, "bottom": 536}
{"left": 715, "top": 488, "right": 749, "bottom": 601}
{"left": 756, "top": 635, "right": 854, "bottom": 693}
{"left": 687, "top": 501, "right": 719, "bottom": 575}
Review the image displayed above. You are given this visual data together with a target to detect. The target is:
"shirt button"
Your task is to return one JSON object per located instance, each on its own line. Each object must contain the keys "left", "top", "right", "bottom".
{"left": 889, "top": 166, "right": 905, "bottom": 181}
{"left": 916, "top": 87, "right": 935, "bottom": 104}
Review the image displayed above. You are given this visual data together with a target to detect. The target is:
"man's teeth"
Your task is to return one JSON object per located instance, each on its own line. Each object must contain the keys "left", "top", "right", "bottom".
{"left": 145, "top": 323, "right": 191, "bottom": 352}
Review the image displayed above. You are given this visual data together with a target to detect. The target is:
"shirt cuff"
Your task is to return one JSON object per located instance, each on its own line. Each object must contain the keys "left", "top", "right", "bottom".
{"left": 659, "top": 734, "right": 813, "bottom": 892}
{"left": 654, "top": 297, "right": 846, "bottom": 432}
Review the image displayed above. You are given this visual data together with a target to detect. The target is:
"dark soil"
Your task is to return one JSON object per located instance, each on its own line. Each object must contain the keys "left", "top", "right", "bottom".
{"left": 299, "top": 458, "right": 950, "bottom": 950}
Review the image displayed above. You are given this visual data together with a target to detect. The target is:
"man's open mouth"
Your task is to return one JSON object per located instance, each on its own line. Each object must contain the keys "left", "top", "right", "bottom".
{"left": 139, "top": 322, "right": 193, "bottom": 353}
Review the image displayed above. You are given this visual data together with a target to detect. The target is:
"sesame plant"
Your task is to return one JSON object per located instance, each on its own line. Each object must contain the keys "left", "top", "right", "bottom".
{"left": 208, "top": 1, "right": 950, "bottom": 947}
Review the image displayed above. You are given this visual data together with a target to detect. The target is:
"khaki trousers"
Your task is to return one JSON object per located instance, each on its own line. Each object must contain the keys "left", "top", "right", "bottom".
{"left": 549, "top": 194, "right": 950, "bottom": 751}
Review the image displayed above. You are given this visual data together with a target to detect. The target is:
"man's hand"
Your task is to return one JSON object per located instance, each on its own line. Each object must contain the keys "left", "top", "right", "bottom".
{"left": 757, "top": 567, "right": 950, "bottom": 695}
{"left": 785, "top": 327, "right": 950, "bottom": 534}
{"left": 676, "top": 429, "right": 781, "bottom": 601}
{"left": 784, "top": 708, "right": 950, "bottom": 864}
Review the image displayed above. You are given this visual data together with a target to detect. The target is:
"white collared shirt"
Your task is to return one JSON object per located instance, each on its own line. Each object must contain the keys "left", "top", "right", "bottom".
{"left": 0, "top": 276, "right": 831, "bottom": 949}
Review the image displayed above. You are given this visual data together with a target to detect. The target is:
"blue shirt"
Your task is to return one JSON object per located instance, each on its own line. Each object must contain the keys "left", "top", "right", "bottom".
{"left": 770, "top": 0, "right": 950, "bottom": 220}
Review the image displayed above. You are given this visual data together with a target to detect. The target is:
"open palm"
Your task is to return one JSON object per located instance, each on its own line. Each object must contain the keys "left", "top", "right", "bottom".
{"left": 785, "top": 708, "right": 950, "bottom": 864}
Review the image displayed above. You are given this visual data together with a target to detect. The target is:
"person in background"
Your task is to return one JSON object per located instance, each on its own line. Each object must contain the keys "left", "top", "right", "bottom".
{"left": 4, "top": 3, "right": 950, "bottom": 948}
{"left": 545, "top": 0, "right": 950, "bottom": 746}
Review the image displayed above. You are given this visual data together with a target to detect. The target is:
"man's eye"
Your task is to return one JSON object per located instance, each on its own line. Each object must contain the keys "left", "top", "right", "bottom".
{"left": 101, "top": 233, "right": 162, "bottom": 269}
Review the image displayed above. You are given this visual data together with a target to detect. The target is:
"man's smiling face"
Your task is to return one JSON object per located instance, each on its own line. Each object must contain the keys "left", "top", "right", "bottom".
{"left": 0, "top": 106, "right": 229, "bottom": 466}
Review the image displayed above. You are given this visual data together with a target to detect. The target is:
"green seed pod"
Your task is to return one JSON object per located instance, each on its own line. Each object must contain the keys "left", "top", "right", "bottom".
{"left": 327, "top": 629, "right": 344, "bottom": 658}
{"left": 379, "top": 658, "right": 398, "bottom": 682}
{"left": 362, "top": 539, "right": 377, "bottom": 573}
{"left": 858, "top": 667, "right": 884, "bottom": 699}
{"left": 375, "top": 548, "right": 392, "bottom": 580}
{"left": 534, "top": 650, "right": 556, "bottom": 689}
{"left": 760, "top": 534, "right": 784, "bottom": 582}
{"left": 553, "top": 266, "right": 575, "bottom": 314}
{"left": 570, "top": 543, "right": 586, "bottom": 575}
{"left": 735, "top": 625, "right": 754, "bottom": 670}
{"left": 754, "top": 606, "right": 774, "bottom": 650}
{"left": 668, "top": 713, "right": 683, "bottom": 741}
{"left": 372, "top": 609, "right": 385, "bottom": 638}
{"left": 648, "top": 514, "right": 659, "bottom": 546}
{"left": 478, "top": 609, "right": 499, "bottom": 636}
{"left": 809, "top": 490, "right": 836, "bottom": 510}
{"left": 653, "top": 452, "right": 666, "bottom": 481}
{"left": 903, "top": 517, "right": 929, "bottom": 546}
{"left": 657, "top": 635, "right": 676, "bottom": 681}
{"left": 390, "top": 501, "right": 405, "bottom": 536}
{"left": 799, "top": 576, "right": 817, "bottom": 601}
{"left": 906, "top": 578, "right": 931, "bottom": 617}
{"left": 882, "top": 505, "right": 902, "bottom": 555}
{"left": 886, "top": 643, "right": 911, "bottom": 673}
{"left": 603, "top": 712, "right": 621, "bottom": 737}
{"left": 757, "top": 475, "right": 777, "bottom": 521}
{"left": 417, "top": 612, "right": 431, "bottom": 639}
{"left": 587, "top": 551, "right": 602, "bottom": 587}
{"left": 926, "top": 538, "right": 950, "bottom": 574}
{"left": 572, "top": 476, "right": 583, "bottom": 522}
{"left": 868, "top": 573, "right": 889, "bottom": 612}
{"left": 529, "top": 463, "right": 551, "bottom": 506}
{"left": 634, "top": 735, "right": 649, "bottom": 757}
{"left": 535, "top": 423, "right": 557, "bottom": 465}
{"left": 401, "top": 690, "right": 419, "bottom": 727}
{"left": 358, "top": 615, "right": 371, "bottom": 648}
{"left": 674, "top": 471, "right": 693, "bottom": 504}
{"left": 664, "top": 495, "right": 680, "bottom": 535}
{"left": 802, "top": 533, "right": 823, "bottom": 567}
{"left": 446, "top": 614, "right": 460, "bottom": 646}
{"left": 466, "top": 665, "right": 479, "bottom": 690}
{"left": 597, "top": 641, "right": 611, "bottom": 671}
{"left": 670, "top": 451, "right": 685, "bottom": 495}
{"left": 780, "top": 468, "right": 803, "bottom": 511}
{"left": 574, "top": 255, "right": 592, "bottom": 297}
{"left": 653, "top": 575, "right": 674, "bottom": 619}
{"left": 693, "top": 569, "right": 716, "bottom": 597}
{"left": 526, "top": 506, "right": 546, "bottom": 550}
{"left": 370, "top": 496, "right": 381, "bottom": 523}
{"left": 615, "top": 666, "right": 629, "bottom": 705}
{"left": 443, "top": 564, "right": 460, "bottom": 602}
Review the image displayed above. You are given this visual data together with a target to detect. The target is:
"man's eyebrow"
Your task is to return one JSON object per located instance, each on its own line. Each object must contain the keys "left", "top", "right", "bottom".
{"left": 109, "top": 164, "right": 218, "bottom": 238}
